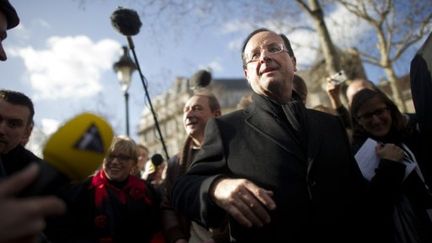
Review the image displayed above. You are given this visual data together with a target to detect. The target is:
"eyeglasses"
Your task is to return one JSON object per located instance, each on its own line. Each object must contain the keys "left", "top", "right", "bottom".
{"left": 244, "top": 43, "right": 287, "bottom": 65}
{"left": 357, "top": 107, "right": 389, "bottom": 121}
{"left": 106, "top": 154, "right": 133, "bottom": 162}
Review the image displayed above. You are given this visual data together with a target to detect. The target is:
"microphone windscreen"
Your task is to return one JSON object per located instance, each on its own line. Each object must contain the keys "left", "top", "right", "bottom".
{"left": 150, "top": 153, "right": 164, "bottom": 166}
{"left": 43, "top": 113, "right": 114, "bottom": 181}
{"left": 190, "top": 70, "right": 212, "bottom": 89}
{"left": 110, "top": 7, "right": 142, "bottom": 36}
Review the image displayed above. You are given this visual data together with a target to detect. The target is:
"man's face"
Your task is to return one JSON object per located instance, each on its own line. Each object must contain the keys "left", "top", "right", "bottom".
{"left": 243, "top": 31, "right": 297, "bottom": 103}
{"left": 0, "top": 99, "right": 32, "bottom": 153}
{"left": 136, "top": 147, "right": 149, "bottom": 172}
{"left": 0, "top": 11, "right": 8, "bottom": 61}
{"left": 183, "top": 95, "right": 219, "bottom": 141}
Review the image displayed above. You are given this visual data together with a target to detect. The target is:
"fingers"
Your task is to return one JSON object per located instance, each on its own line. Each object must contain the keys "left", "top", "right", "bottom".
{"left": 245, "top": 183, "right": 276, "bottom": 210}
{"left": 227, "top": 200, "right": 254, "bottom": 227}
{"left": 0, "top": 163, "right": 39, "bottom": 197}
{"left": 0, "top": 164, "right": 65, "bottom": 243}
{"left": 0, "top": 196, "right": 65, "bottom": 243}
{"left": 236, "top": 189, "right": 270, "bottom": 227}
{"left": 35, "top": 196, "right": 66, "bottom": 216}
{"left": 211, "top": 178, "right": 276, "bottom": 228}
{"left": 11, "top": 196, "right": 66, "bottom": 222}
{"left": 376, "top": 143, "right": 404, "bottom": 161}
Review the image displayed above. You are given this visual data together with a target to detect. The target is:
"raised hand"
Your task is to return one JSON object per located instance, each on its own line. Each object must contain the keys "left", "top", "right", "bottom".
{"left": 0, "top": 164, "right": 66, "bottom": 243}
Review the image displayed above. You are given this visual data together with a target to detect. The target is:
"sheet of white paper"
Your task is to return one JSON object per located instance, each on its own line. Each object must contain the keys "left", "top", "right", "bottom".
{"left": 354, "top": 138, "right": 380, "bottom": 181}
{"left": 354, "top": 138, "right": 416, "bottom": 181}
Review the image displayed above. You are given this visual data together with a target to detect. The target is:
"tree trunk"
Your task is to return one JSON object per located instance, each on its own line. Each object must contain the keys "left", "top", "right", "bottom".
{"left": 383, "top": 65, "right": 407, "bottom": 112}
{"left": 308, "top": 0, "right": 341, "bottom": 75}
{"left": 375, "top": 26, "right": 407, "bottom": 112}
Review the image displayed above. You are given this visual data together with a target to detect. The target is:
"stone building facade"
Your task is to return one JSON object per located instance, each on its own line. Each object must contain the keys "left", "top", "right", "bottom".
{"left": 137, "top": 76, "right": 251, "bottom": 157}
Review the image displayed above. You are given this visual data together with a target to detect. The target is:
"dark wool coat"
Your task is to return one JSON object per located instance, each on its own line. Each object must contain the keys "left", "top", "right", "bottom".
{"left": 173, "top": 94, "right": 370, "bottom": 243}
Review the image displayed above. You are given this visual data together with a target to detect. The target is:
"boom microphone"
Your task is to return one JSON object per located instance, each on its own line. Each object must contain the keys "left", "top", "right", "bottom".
{"left": 110, "top": 7, "right": 142, "bottom": 36}
{"left": 190, "top": 69, "right": 212, "bottom": 89}
{"left": 150, "top": 153, "right": 164, "bottom": 167}
{"left": 110, "top": 7, "right": 170, "bottom": 161}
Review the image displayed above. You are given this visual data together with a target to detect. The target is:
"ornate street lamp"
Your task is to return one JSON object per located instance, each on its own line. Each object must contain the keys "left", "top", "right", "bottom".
{"left": 110, "top": 7, "right": 170, "bottom": 160}
{"left": 113, "top": 46, "right": 137, "bottom": 136}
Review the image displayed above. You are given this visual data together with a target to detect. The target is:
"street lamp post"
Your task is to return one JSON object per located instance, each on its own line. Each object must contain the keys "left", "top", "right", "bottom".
{"left": 113, "top": 46, "right": 137, "bottom": 136}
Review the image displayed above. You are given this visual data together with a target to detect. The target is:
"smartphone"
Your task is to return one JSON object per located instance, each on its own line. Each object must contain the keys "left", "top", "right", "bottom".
{"left": 330, "top": 70, "right": 347, "bottom": 85}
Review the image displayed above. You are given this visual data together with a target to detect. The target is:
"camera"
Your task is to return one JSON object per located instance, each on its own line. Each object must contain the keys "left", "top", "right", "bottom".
{"left": 329, "top": 70, "right": 347, "bottom": 85}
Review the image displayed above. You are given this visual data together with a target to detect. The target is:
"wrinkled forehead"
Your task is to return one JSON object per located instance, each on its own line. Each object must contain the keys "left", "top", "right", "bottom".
{"left": 184, "top": 95, "right": 209, "bottom": 108}
{"left": 244, "top": 31, "right": 284, "bottom": 53}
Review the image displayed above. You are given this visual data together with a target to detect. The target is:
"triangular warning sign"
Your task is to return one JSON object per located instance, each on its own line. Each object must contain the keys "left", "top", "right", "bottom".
{"left": 73, "top": 123, "right": 104, "bottom": 153}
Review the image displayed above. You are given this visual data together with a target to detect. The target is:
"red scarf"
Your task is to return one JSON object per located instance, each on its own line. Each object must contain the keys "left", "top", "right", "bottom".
{"left": 90, "top": 169, "right": 152, "bottom": 208}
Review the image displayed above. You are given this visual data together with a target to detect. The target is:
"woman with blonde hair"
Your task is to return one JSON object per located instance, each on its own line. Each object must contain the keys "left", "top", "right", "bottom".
{"left": 46, "top": 136, "right": 163, "bottom": 242}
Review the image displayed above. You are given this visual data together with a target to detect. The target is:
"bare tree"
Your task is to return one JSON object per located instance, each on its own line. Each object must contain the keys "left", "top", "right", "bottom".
{"left": 334, "top": 0, "right": 432, "bottom": 111}
{"left": 116, "top": 0, "right": 342, "bottom": 73}
{"left": 93, "top": 0, "right": 431, "bottom": 111}
{"left": 296, "top": 0, "right": 341, "bottom": 76}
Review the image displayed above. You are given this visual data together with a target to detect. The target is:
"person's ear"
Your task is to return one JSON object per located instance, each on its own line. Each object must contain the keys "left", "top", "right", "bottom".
{"left": 214, "top": 109, "right": 221, "bottom": 117}
{"left": 244, "top": 68, "right": 254, "bottom": 88}
{"left": 243, "top": 68, "right": 249, "bottom": 79}
{"left": 21, "top": 123, "right": 33, "bottom": 146}
{"left": 291, "top": 56, "right": 297, "bottom": 72}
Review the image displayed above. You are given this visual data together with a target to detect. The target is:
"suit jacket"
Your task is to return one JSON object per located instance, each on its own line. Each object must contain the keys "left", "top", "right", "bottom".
{"left": 172, "top": 94, "right": 370, "bottom": 243}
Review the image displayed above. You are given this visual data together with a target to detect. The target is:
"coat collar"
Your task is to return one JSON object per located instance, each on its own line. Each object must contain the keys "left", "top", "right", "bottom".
{"left": 245, "top": 94, "right": 305, "bottom": 161}
{"left": 244, "top": 93, "right": 321, "bottom": 172}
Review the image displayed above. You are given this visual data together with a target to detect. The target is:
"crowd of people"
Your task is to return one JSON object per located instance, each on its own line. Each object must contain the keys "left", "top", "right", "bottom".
{"left": 1, "top": 0, "right": 431, "bottom": 242}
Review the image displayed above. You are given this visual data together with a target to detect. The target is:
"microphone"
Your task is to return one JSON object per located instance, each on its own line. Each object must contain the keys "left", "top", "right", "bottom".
{"left": 20, "top": 113, "right": 114, "bottom": 196}
{"left": 110, "top": 7, "right": 171, "bottom": 161}
{"left": 110, "top": 7, "right": 142, "bottom": 36}
{"left": 190, "top": 69, "right": 212, "bottom": 89}
{"left": 150, "top": 153, "right": 164, "bottom": 167}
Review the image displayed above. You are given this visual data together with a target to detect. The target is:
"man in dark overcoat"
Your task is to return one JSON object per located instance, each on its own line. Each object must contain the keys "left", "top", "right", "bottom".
{"left": 172, "top": 28, "right": 370, "bottom": 243}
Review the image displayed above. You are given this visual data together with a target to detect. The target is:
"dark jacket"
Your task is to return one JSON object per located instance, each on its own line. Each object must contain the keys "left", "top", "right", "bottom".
{"left": 161, "top": 154, "right": 191, "bottom": 243}
{"left": 352, "top": 130, "right": 432, "bottom": 243}
{"left": 45, "top": 172, "right": 161, "bottom": 243}
{"left": 173, "top": 94, "right": 369, "bottom": 243}
{"left": 0, "top": 144, "right": 41, "bottom": 177}
{"left": 1, "top": 144, "right": 70, "bottom": 197}
{"left": 162, "top": 148, "right": 229, "bottom": 243}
